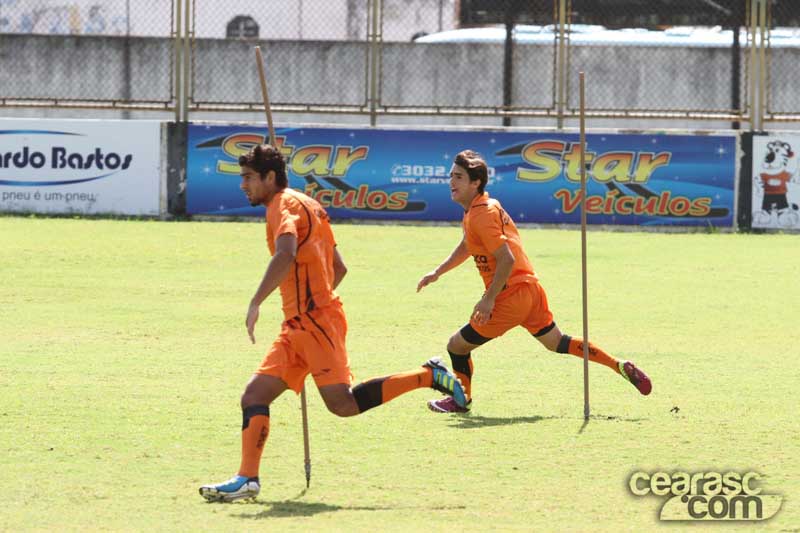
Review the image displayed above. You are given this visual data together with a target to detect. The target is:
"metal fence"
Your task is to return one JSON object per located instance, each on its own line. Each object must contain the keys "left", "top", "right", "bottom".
{"left": 566, "top": 0, "right": 750, "bottom": 121}
{"left": 766, "top": 0, "right": 800, "bottom": 121}
{"left": 0, "top": 0, "right": 797, "bottom": 127}
{"left": 187, "top": 0, "right": 371, "bottom": 114}
{"left": 378, "top": 0, "right": 557, "bottom": 118}
{"left": 0, "top": 0, "right": 176, "bottom": 109}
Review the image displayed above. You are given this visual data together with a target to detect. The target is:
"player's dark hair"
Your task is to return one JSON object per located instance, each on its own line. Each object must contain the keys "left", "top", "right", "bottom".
{"left": 239, "top": 144, "right": 288, "bottom": 188}
{"left": 454, "top": 150, "right": 488, "bottom": 193}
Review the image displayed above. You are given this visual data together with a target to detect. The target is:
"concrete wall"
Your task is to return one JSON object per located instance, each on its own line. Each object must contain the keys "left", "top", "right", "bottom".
{"left": 0, "top": 34, "right": 173, "bottom": 102}
{"left": 2, "top": 33, "right": 794, "bottom": 130}
{"left": 0, "top": 0, "right": 458, "bottom": 41}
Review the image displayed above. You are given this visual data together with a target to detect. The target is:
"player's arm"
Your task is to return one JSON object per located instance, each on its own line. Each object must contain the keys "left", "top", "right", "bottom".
{"left": 472, "top": 243, "right": 514, "bottom": 325}
{"left": 416, "top": 237, "right": 470, "bottom": 292}
{"left": 332, "top": 246, "right": 347, "bottom": 289}
{"left": 246, "top": 233, "right": 297, "bottom": 343}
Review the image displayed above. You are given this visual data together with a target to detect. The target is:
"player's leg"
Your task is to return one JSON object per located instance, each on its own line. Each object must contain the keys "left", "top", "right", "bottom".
{"left": 524, "top": 282, "right": 651, "bottom": 395}
{"left": 237, "top": 374, "right": 287, "bottom": 478}
{"left": 533, "top": 323, "right": 652, "bottom": 396}
{"left": 199, "top": 374, "right": 287, "bottom": 502}
{"left": 429, "top": 285, "right": 529, "bottom": 413}
{"left": 534, "top": 322, "right": 623, "bottom": 371}
{"left": 317, "top": 355, "right": 468, "bottom": 416}
{"left": 427, "top": 327, "right": 486, "bottom": 413}
{"left": 200, "top": 326, "right": 305, "bottom": 502}
{"left": 306, "top": 301, "right": 468, "bottom": 415}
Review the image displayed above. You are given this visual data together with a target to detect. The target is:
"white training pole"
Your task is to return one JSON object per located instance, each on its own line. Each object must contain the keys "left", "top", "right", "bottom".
{"left": 254, "top": 45, "right": 312, "bottom": 487}
{"left": 300, "top": 382, "right": 311, "bottom": 488}
{"left": 579, "top": 72, "right": 590, "bottom": 421}
{"left": 254, "top": 46, "right": 277, "bottom": 147}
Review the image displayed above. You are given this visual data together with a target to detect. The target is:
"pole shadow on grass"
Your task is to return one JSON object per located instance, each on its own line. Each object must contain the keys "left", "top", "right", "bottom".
{"left": 230, "top": 499, "right": 467, "bottom": 519}
{"left": 578, "top": 413, "right": 648, "bottom": 434}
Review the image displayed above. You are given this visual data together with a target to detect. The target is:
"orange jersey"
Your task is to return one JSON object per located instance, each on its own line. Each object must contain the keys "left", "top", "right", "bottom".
{"left": 463, "top": 192, "right": 538, "bottom": 293}
{"left": 760, "top": 171, "right": 792, "bottom": 195}
{"left": 266, "top": 188, "right": 338, "bottom": 319}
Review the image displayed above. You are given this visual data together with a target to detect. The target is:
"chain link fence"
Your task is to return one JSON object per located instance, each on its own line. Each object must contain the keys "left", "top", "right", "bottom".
{"left": 0, "top": 0, "right": 175, "bottom": 107}
{"left": 379, "top": 0, "right": 556, "bottom": 112}
{"left": 188, "top": 0, "right": 371, "bottom": 111}
{"left": 766, "top": 0, "right": 800, "bottom": 119}
{"left": 1, "top": 0, "right": 799, "bottom": 124}
{"left": 566, "top": 0, "right": 749, "bottom": 118}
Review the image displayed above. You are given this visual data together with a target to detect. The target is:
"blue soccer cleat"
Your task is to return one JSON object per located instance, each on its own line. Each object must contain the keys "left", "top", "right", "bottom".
{"left": 199, "top": 475, "right": 260, "bottom": 502}
{"left": 423, "top": 357, "right": 469, "bottom": 409}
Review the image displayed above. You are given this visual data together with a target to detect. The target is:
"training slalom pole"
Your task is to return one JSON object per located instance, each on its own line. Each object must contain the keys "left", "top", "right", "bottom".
{"left": 255, "top": 45, "right": 312, "bottom": 488}
{"left": 255, "top": 46, "right": 277, "bottom": 146}
{"left": 579, "top": 71, "right": 590, "bottom": 420}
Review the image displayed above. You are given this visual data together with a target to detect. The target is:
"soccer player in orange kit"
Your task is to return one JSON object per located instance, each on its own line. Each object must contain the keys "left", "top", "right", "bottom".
{"left": 417, "top": 150, "right": 652, "bottom": 413}
{"left": 199, "top": 145, "right": 467, "bottom": 501}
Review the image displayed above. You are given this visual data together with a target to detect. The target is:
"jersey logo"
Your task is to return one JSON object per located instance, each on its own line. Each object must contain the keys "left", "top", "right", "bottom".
{"left": 473, "top": 254, "right": 491, "bottom": 272}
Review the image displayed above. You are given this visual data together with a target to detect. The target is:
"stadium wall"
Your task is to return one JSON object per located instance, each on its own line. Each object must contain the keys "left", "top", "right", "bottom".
{"left": 0, "top": 34, "right": 764, "bottom": 129}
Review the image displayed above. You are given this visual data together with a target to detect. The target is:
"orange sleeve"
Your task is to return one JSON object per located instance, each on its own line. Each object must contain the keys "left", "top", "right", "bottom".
{"left": 472, "top": 207, "right": 507, "bottom": 254}
{"left": 268, "top": 196, "right": 301, "bottom": 238}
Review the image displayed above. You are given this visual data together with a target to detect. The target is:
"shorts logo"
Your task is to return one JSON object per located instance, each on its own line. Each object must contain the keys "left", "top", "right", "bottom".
{"left": 628, "top": 470, "right": 782, "bottom": 521}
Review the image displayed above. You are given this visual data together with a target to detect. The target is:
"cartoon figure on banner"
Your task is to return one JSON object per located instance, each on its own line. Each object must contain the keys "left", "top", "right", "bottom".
{"left": 753, "top": 140, "right": 800, "bottom": 228}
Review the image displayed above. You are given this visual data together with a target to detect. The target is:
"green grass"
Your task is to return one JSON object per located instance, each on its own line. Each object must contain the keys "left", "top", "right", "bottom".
{"left": 1, "top": 216, "right": 798, "bottom": 532}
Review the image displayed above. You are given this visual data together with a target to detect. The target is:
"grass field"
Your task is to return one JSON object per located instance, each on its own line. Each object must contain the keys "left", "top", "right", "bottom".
{"left": 1, "top": 216, "right": 798, "bottom": 532}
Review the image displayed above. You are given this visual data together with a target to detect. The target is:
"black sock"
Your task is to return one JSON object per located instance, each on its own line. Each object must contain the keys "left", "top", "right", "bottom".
{"left": 351, "top": 378, "right": 385, "bottom": 413}
{"left": 556, "top": 335, "right": 572, "bottom": 354}
{"left": 242, "top": 405, "right": 270, "bottom": 430}
{"left": 448, "top": 350, "right": 472, "bottom": 380}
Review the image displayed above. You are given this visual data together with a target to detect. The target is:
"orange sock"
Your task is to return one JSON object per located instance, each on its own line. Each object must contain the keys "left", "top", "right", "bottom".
{"left": 352, "top": 368, "right": 432, "bottom": 413}
{"left": 382, "top": 368, "right": 432, "bottom": 402}
{"left": 238, "top": 405, "right": 270, "bottom": 478}
{"left": 557, "top": 336, "right": 620, "bottom": 374}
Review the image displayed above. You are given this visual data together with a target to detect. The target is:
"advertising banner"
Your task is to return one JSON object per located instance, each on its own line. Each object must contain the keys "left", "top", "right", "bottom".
{"left": 187, "top": 124, "right": 736, "bottom": 227}
{"left": 0, "top": 119, "right": 162, "bottom": 215}
{"left": 751, "top": 134, "right": 800, "bottom": 229}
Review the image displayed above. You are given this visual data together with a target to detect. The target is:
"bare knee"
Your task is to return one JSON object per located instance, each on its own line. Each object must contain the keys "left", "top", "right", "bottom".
{"left": 318, "top": 383, "right": 360, "bottom": 417}
{"left": 541, "top": 336, "right": 561, "bottom": 352}
{"left": 240, "top": 389, "right": 266, "bottom": 410}
{"left": 325, "top": 399, "right": 358, "bottom": 417}
{"left": 240, "top": 374, "right": 286, "bottom": 409}
{"left": 536, "top": 325, "right": 565, "bottom": 353}
{"left": 447, "top": 332, "right": 472, "bottom": 354}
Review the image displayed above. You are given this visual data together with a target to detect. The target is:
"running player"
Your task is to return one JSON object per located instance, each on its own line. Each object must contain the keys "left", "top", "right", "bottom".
{"left": 199, "top": 144, "right": 467, "bottom": 502}
{"left": 417, "top": 149, "right": 652, "bottom": 413}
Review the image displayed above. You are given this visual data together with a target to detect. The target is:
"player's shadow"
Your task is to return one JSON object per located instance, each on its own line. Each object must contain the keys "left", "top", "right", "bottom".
{"left": 232, "top": 500, "right": 380, "bottom": 519}
{"left": 448, "top": 413, "right": 646, "bottom": 430}
{"left": 447, "top": 413, "right": 559, "bottom": 429}
{"left": 231, "top": 497, "right": 467, "bottom": 519}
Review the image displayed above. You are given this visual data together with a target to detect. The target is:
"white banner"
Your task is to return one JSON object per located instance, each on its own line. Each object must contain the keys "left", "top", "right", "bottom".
{"left": 752, "top": 134, "right": 800, "bottom": 229}
{"left": 0, "top": 119, "right": 162, "bottom": 215}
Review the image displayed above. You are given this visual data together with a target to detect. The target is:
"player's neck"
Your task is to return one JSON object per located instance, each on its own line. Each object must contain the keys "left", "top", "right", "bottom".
{"left": 460, "top": 191, "right": 481, "bottom": 211}
{"left": 263, "top": 186, "right": 287, "bottom": 206}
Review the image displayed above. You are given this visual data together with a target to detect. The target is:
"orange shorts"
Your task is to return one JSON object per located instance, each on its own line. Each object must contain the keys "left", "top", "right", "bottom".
{"left": 470, "top": 282, "right": 554, "bottom": 339}
{"left": 256, "top": 300, "right": 352, "bottom": 393}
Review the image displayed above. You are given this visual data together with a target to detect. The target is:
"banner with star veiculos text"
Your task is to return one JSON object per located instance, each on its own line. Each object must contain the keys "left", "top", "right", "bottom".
{"left": 187, "top": 124, "right": 736, "bottom": 227}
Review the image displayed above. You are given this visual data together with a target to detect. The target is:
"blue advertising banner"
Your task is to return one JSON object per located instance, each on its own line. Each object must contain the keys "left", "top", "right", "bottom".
{"left": 187, "top": 124, "right": 736, "bottom": 226}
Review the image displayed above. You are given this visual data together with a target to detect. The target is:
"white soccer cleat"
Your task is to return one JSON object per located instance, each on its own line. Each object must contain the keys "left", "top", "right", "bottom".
{"left": 199, "top": 475, "right": 260, "bottom": 502}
